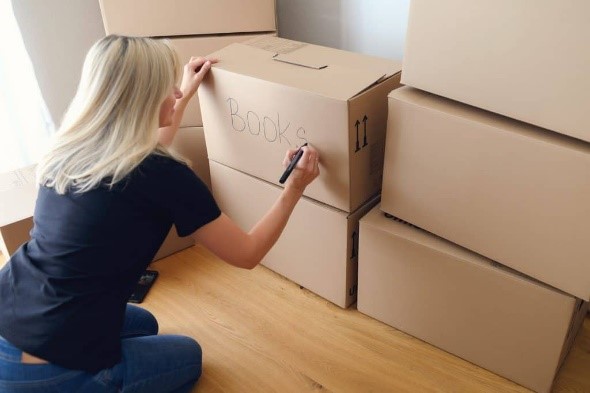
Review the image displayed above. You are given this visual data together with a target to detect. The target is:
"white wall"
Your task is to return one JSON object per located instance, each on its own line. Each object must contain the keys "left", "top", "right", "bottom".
{"left": 11, "top": 0, "right": 105, "bottom": 125}
{"left": 277, "top": 0, "right": 410, "bottom": 61}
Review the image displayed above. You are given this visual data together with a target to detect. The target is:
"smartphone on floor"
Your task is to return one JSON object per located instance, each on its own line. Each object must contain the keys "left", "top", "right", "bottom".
{"left": 128, "top": 270, "right": 159, "bottom": 304}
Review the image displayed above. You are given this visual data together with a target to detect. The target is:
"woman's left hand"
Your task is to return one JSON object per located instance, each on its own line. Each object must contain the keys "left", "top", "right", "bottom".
{"left": 179, "top": 56, "right": 218, "bottom": 99}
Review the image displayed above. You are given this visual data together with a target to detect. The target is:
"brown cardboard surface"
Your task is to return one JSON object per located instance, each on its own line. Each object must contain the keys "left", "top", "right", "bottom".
{"left": 99, "top": 0, "right": 276, "bottom": 37}
{"left": 402, "top": 0, "right": 590, "bottom": 142}
{"left": 170, "top": 127, "right": 211, "bottom": 189}
{"left": 209, "top": 159, "right": 379, "bottom": 308}
{"left": 558, "top": 301, "right": 589, "bottom": 370}
{"left": 199, "top": 36, "right": 401, "bottom": 212}
{"left": 0, "top": 165, "right": 192, "bottom": 261}
{"left": 171, "top": 33, "right": 275, "bottom": 127}
{"left": 358, "top": 205, "right": 584, "bottom": 393}
{"left": 381, "top": 87, "right": 590, "bottom": 300}
{"left": 0, "top": 218, "right": 33, "bottom": 258}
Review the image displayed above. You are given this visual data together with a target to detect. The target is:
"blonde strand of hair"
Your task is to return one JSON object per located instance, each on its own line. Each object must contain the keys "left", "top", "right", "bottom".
{"left": 37, "top": 35, "right": 186, "bottom": 194}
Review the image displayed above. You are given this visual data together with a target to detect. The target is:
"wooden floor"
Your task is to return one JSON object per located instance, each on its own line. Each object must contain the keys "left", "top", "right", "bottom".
{"left": 2, "top": 247, "right": 590, "bottom": 392}
{"left": 141, "top": 245, "right": 590, "bottom": 393}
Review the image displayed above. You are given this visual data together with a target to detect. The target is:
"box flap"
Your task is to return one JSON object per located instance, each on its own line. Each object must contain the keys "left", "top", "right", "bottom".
{"left": 254, "top": 37, "right": 399, "bottom": 78}
{"left": 272, "top": 53, "right": 327, "bottom": 70}
{"left": 0, "top": 166, "right": 37, "bottom": 227}
{"left": 209, "top": 37, "right": 401, "bottom": 101}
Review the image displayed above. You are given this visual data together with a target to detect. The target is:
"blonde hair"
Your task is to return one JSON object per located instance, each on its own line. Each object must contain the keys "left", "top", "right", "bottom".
{"left": 37, "top": 35, "right": 185, "bottom": 194}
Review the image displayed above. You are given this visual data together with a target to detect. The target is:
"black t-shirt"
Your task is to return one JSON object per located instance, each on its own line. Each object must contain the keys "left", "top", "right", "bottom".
{"left": 0, "top": 154, "right": 221, "bottom": 372}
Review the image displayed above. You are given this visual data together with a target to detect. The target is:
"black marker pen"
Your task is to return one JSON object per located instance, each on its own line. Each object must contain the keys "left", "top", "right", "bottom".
{"left": 279, "top": 143, "right": 308, "bottom": 184}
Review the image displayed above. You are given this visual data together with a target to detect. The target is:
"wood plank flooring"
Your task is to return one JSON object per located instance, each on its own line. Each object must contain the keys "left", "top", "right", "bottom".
{"left": 1, "top": 247, "right": 589, "bottom": 392}
{"left": 144, "top": 246, "right": 590, "bottom": 393}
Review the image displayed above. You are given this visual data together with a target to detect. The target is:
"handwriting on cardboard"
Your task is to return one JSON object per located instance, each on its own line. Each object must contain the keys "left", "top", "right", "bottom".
{"left": 227, "top": 97, "right": 308, "bottom": 147}
{"left": 0, "top": 166, "right": 36, "bottom": 194}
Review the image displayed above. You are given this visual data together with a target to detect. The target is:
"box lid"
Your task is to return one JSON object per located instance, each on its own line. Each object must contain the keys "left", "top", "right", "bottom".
{"left": 208, "top": 37, "right": 401, "bottom": 101}
{"left": 0, "top": 166, "right": 37, "bottom": 227}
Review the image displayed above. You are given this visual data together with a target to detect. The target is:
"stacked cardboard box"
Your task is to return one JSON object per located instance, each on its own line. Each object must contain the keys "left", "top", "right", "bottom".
{"left": 199, "top": 36, "right": 402, "bottom": 307}
{"left": 359, "top": 206, "right": 588, "bottom": 393}
{"left": 401, "top": 0, "right": 590, "bottom": 143}
{"left": 357, "top": 1, "right": 590, "bottom": 392}
{"left": 98, "top": 0, "right": 278, "bottom": 256}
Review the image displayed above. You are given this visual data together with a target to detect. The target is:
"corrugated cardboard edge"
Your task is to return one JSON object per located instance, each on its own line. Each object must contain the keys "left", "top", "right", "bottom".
{"left": 388, "top": 87, "right": 590, "bottom": 154}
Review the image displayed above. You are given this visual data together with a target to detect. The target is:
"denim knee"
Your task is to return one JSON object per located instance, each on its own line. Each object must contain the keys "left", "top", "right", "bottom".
{"left": 142, "top": 311, "right": 159, "bottom": 336}
{"left": 176, "top": 336, "right": 203, "bottom": 381}
{"left": 184, "top": 337, "right": 202, "bottom": 371}
{"left": 122, "top": 304, "right": 159, "bottom": 338}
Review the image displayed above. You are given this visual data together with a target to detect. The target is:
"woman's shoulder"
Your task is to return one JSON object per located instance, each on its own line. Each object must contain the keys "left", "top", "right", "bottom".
{"left": 126, "top": 153, "right": 211, "bottom": 203}
{"left": 127, "top": 153, "right": 195, "bottom": 188}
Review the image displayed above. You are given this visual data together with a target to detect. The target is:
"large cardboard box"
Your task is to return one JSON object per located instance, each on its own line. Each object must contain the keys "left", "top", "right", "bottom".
{"left": 402, "top": 0, "right": 590, "bottom": 142}
{"left": 99, "top": 0, "right": 277, "bottom": 37}
{"left": 199, "top": 36, "right": 402, "bottom": 213}
{"left": 381, "top": 87, "right": 590, "bottom": 300}
{"left": 210, "top": 160, "right": 379, "bottom": 308}
{"left": 0, "top": 165, "right": 193, "bottom": 261}
{"left": 358, "top": 205, "right": 588, "bottom": 393}
{"left": 171, "top": 33, "right": 275, "bottom": 127}
{"left": 170, "top": 127, "right": 211, "bottom": 189}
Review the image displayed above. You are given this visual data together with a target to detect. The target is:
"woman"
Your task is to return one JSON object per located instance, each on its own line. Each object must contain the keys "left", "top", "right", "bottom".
{"left": 0, "top": 35, "right": 319, "bottom": 392}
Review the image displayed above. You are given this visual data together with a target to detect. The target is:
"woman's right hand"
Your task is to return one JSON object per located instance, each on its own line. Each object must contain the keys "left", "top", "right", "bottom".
{"left": 193, "top": 144, "right": 321, "bottom": 270}
{"left": 282, "top": 145, "right": 320, "bottom": 194}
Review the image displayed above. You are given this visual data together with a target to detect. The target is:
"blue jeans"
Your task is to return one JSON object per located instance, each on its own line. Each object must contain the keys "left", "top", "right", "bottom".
{"left": 0, "top": 305, "right": 202, "bottom": 392}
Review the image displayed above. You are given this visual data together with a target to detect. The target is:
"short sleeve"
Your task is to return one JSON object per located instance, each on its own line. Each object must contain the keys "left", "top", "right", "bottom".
{"left": 138, "top": 155, "right": 221, "bottom": 237}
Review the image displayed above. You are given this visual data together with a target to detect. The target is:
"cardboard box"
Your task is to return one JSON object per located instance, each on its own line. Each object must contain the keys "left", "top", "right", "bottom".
{"left": 381, "top": 87, "right": 590, "bottom": 300}
{"left": 0, "top": 165, "right": 37, "bottom": 257}
{"left": 199, "top": 36, "right": 402, "bottom": 212}
{"left": 99, "top": 0, "right": 276, "bottom": 37}
{"left": 358, "top": 205, "right": 588, "bottom": 393}
{"left": 210, "top": 159, "right": 379, "bottom": 308}
{"left": 402, "top": 0, "right": 590, "bottom": 142}
{"left": 0, "top": 165, "right": 193, "bottom": 261}
{"left": 171, "top": 33, "right": 275, "bottom": 127}
{"left": 170, "top": 127, "right": 211, "bottom": 189}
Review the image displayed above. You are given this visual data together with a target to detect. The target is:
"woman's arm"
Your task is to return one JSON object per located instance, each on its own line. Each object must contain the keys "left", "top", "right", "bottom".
{"left": 158, "top": 56, "right": 217, "bottom": 146}
{"left": 193, "top": 146, "right": 320, "bottom": 269}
